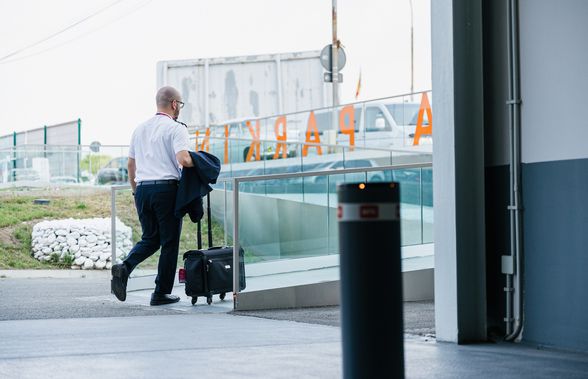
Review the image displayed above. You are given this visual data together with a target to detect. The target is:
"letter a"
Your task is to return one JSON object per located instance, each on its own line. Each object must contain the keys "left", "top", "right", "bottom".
{"left": 413, "top": 93, "right": 433, "bottom": 146}
{"left": 302, "top": 111, "right": 322, "bottom": 157}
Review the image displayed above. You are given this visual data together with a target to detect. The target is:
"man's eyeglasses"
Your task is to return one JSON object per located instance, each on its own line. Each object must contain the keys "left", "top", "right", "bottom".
{"left": 172, "top": 99, "right": 185, "bottom": 109}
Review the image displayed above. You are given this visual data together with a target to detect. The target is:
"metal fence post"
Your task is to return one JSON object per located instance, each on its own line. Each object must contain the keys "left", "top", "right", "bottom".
{"left": 232, "top": 177, "right": 240, "bottom": 309}
{"left": 111, "top": 186, "right": 117, "bottom": 263}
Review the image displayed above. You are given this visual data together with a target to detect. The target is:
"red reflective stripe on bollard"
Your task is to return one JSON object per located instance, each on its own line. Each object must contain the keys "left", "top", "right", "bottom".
{"left": 338, "top": 203, "right": 399, "bottom": 222}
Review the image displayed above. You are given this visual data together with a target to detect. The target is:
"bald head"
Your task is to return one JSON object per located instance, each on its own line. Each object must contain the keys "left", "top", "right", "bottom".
{"left": 156, "top": 86, "right": 181, "bottom": 107}
{"left": 156, "top": 86, "right": 183, "bottom": 119}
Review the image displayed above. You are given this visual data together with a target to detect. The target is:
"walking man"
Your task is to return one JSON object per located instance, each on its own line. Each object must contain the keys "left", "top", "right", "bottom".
{"left": 111, "top": 86, "right": 195, "bottom": 305}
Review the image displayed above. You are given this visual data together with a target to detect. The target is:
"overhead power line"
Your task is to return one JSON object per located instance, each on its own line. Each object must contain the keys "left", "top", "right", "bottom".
{"left": 0, "top": 0, "right": 130, "bottom": 63}
{"left": 0, "top": 0, "right": 153, "bottom": 65}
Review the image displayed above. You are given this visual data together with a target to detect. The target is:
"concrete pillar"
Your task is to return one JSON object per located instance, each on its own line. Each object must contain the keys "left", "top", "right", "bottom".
{"left": 431, "top": 0, "right": 487, "bottom": 343}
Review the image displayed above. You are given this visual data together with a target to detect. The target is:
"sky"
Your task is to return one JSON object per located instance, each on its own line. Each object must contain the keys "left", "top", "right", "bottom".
{"left": 0, "top": 0, "right": 431, "bottom": 145}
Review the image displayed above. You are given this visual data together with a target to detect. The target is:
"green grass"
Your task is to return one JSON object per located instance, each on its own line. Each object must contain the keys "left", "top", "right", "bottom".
{"left": 0, "top": 190, "right": 248, "bottom": 270}
{"left": 0, "top": 194, "right": 111, "bottom": 229}
{"left": 0, "top": 224, "right": 76, "bottom": 269}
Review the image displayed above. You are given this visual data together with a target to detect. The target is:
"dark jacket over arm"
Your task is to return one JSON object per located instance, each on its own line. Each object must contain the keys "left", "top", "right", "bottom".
{"left": 174, "top": 151, "right": 221, "bottom": 222}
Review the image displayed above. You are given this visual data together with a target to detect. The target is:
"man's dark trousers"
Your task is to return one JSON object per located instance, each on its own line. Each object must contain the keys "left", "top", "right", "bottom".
{"left": 123, "top": 183, "right": 182, "bottom": 294}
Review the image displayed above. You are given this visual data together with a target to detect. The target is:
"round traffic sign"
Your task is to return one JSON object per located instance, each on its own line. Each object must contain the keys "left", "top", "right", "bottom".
{"left": 320, "top": 44, "right": 346, "bottom": 71}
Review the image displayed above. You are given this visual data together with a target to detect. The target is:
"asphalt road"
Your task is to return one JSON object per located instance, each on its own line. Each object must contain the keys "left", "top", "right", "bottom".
{"left": 0, "top": 277, "right": 185, "bottom": 320}
{"left": 0, "top": 276, "right": 435, "bottom": 336}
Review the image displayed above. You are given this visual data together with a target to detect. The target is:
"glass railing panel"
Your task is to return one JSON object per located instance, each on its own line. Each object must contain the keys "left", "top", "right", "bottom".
{"left": 90, "top": 146, "right": 129, "bottom": 187}
{"left": 393, "top": 167, "right": 423, "bottom": 246}
{"left": 421, "top": 167, "right": 434, "bottom": 244}
{"left": 236, "top": 175, "right": 328, "bottom": 264}
{"left": 113, "top": 185, "right": 232, "bottom": 279}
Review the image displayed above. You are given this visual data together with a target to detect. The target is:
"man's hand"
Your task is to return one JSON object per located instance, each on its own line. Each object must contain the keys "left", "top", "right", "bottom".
{"left": 176, "top": 150, "right": 194, "bottom": 168}
{"left": 128, "top": 158, "right": 137, "bottom": 193}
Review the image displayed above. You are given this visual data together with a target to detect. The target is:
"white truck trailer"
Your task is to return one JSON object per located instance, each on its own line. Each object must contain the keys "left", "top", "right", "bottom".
{"left": 156, "top": 50, "right": 330, "bottom": 128}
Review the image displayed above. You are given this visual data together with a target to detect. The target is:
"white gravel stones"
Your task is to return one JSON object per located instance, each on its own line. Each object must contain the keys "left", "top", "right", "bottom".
{"left": 31, "top": 218, "right": 132, "bottom": 270}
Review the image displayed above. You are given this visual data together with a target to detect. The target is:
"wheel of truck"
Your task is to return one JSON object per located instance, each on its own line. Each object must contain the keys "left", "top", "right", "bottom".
{"left": 191, "top": 297, "right": 197, "bottom": 305}
{"left": 220, "top": 292, "right": 226, "bottom": 300}
{"left": 207, "top": 296, "right": 213, "bottom": 305}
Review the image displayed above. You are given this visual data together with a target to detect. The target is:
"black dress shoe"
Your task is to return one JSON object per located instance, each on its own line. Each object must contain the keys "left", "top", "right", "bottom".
{"left": 150, "top": 293, "right": 180, "bottom": 306}
{"left": 111, "top": 263, "right": 129, "bottom": 302}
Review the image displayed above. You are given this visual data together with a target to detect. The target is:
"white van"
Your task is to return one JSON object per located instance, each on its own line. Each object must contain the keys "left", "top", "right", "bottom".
{"left": 198, "top": 101, "right": 430, "bottom": 163}
{"left": 311, "top": 101, "right": 428, "bottom": 149}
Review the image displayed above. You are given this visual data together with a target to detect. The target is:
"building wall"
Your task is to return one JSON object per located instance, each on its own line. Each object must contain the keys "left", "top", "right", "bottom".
{"left": 518, "top": 0, "right": 588, "bottom": 352}
{"left": 481, "top": 0, "right": 510, "bottom": 337}
{"left": 483, "top": 0, "right": 588, "bottom": 351}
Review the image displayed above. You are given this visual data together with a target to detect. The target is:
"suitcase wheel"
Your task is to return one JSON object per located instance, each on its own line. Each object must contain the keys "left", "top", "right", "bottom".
{"left": 191, "top": 297, "right": 197, "bottom": 305}
{"left": 220, "top": 292, "right": 226, "bottom": 301}
{"left": 206, "top": 296, "right": 212, "bottom": 305}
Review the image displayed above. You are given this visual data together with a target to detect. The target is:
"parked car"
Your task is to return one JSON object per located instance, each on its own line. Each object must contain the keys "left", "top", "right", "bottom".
{"left": 50, "top": 176, "right": 79, "bottom": 184}
{"left": 95, "top": 157, "right": 128, "bottom": 185}
{"left": 11, "top": 168, "right": 40, "bottom": 182}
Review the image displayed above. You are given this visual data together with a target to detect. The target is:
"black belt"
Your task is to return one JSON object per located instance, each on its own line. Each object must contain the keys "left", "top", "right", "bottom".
{"left": 137, "top": 180, "right": 178, "bottom": 186}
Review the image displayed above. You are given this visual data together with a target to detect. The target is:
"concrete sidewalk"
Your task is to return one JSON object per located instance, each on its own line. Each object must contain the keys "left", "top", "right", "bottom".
{"left": 1, "top": 275, "right": 587, "bottom": 378}
{"left": 2, "top": 312, "right": 588, "bottom": 379}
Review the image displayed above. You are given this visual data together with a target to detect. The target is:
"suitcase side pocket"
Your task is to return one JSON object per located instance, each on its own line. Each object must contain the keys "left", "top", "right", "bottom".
{"left": 184, "top": 252, "right": 206, "bottom": 295}
{"left": 207, "top": 256, "right": 233, "bottom": 293}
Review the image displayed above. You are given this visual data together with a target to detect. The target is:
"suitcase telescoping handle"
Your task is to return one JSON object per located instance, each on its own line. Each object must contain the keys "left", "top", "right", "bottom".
{"left": 196, "top": 194, "right": 214, "bottom": 249}
{"left": 206, "top": 194, "right": 213, "bottom": 248}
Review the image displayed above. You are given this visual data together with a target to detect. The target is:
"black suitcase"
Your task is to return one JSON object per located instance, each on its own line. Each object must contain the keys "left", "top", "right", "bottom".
{"left": 182, "top": 195, "right": 246, "bottom": 305}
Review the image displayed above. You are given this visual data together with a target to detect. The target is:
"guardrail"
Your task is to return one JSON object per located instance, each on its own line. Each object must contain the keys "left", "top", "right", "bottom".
{"left": 109, "top": 160, "right": 432, "bottom": 309}
{"left": 225, "top": 162, "right": 432, "bottom": 307}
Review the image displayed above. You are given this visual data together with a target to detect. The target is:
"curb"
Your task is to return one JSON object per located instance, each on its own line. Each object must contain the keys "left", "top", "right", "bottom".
{"left": 0, "top": 269, "right": 110, "bottom": 279}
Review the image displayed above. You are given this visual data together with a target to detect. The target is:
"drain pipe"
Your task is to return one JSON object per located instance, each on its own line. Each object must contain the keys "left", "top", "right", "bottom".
{"left": 504, "top": 0, "right": 524, "bottom": 342}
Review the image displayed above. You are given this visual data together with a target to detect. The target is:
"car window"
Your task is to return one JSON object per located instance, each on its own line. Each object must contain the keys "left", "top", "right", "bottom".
{"left": 312, "top": 107, "right": 362, "bottom": 134}
{"left": 386, "top": 103, "right": 426, "bottom": 126}
{"left": 344, "top": 159, "right": 372, "bottom": 168}
{"left": 313, "top": 112, "right": 331, "bottom": 134}
{"left": 365, "top": 107, "right": 392, "bottom": 132}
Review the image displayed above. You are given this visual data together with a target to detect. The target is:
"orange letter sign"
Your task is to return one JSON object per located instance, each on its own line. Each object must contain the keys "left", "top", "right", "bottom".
{"left": 223, "top": 125, "right": 229, "bottom": 164}
{"left": 273, "top": 116, "right": 288, "bottom": 159}
{"left": 302, "top": 111, "right": 322, "bottom": 157}
{"left": 339, "top": 105, "right": 355, "bottom": 151}
{"left": 413, "top": 93, "right": 433, "bottom": 146}
{"left": 245, "top": 120, "right": 261, "bottom": 162}
{"left": 195, "top": 128, "right": 210, "bottom": 152}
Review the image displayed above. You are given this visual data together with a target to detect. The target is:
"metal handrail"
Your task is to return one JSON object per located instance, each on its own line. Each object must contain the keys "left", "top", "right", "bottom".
{"left": 194, "top": 135, "right": 430, "bottom": 155}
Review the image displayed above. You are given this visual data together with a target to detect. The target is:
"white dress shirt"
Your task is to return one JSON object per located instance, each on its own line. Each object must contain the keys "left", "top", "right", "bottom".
{"left": 128, "top": 113, "right": 191, "bottom": 182}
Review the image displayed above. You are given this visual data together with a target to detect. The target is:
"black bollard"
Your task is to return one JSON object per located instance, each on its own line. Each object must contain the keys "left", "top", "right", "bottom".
{"left": 337, "top": 182, "right": 404, "bottom": 379}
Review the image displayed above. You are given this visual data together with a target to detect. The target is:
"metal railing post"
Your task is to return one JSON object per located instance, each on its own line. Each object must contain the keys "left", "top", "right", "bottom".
{"left": 232, "top": 177, "right": 240, "bottom": 308}
{"left": 223, "top": 181, "right": 228, "bottom": 247}
{"left": 111, "top": 186, "right": 117, "bottom": 263}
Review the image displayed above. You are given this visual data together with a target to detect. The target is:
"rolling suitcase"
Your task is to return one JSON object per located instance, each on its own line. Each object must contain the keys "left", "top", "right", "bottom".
{"left": 181, "top": 194, "right": 246, "bottom": 305}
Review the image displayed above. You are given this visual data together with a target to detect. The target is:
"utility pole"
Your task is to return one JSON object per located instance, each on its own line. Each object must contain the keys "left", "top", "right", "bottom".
{"left": 331, "top": 0, "right": 339, "bottom": 136}
{"left": 409, "top": 0, "right": 414, "bottom": 101}
{"left": 332, "top": 0, "right": 339, "bottom": 107}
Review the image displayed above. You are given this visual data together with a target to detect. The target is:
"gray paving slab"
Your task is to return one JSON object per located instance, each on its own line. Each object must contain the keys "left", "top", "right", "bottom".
{"left": 232, "top": 301, "right": 435, "bottom": 337}
{"left": 1, "top": 313, "right": 587, "bottom": 379}
{"left": 1, "top": 274, "right": 587, "bottom": 378}
{"left": 0, "top": 313, "right": 342, "bottom": 379}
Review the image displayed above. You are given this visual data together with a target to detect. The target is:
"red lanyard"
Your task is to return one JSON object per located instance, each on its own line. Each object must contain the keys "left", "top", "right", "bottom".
{"left": 156, "top": 112, "right": 173, "bottom": 120}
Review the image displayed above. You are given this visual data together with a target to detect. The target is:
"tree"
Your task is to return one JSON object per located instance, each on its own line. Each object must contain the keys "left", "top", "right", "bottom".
{"left": 80, "top": 154, "right": 112, "bottom": 175}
